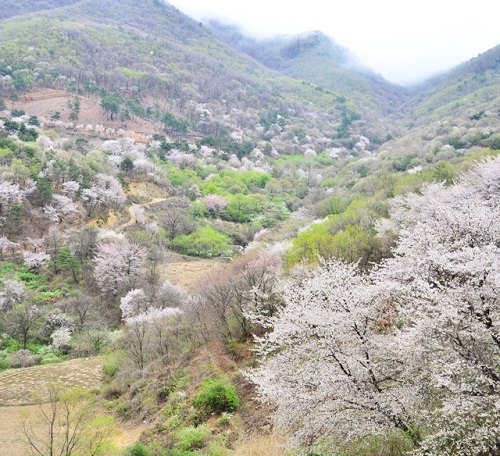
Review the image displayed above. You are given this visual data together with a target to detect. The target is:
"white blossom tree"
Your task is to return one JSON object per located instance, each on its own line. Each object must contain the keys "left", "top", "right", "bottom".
{"left": 156, "top": 280, "right": 186, "bottom": 309}
{"left": 93, "top": 241, "right": 147, "bottom": 297}
{"left": 250, "top": 157, "right": 500, "bottom": 454}
{"left": 120, "top": 288, "right": 149, "bottom": 319}
{"left": 0, "top": 279, "right": 27, "bottom": 311}
{"left": 81, "top": 174, "right": 126, "bottom": 217}
{"left": 0, "top": 236, "right": 18, "bottom": 259}
{"left": 375, "top": 157, "right": 500, "bottom": 455}
{"left": 22, "top": 251, "right": 51, "bottom": 271}
{"left": 0, "top": 179, "right": 25, "bottom": 215}
{"left": 44, "top": 194, "right": 78, "bottom": 222}
{"left": 249, "top": 261, "right": 422, "bottom": 450}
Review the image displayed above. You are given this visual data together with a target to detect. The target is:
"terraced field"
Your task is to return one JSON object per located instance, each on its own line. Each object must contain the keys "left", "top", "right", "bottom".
{"left": 0, "top": 357, "right": 102, "bottom": 406}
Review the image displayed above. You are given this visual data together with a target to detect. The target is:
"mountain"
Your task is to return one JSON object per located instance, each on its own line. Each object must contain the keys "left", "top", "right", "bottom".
{"left": 373, "top": 44, "right": 500, "bottom": 161}
{"left": 0, "top": 0, "right": 497, "bottom": 157}
{"left": 0, "top": 3, "right": 499, "bottom": 455}
{"left": 0, "top": 0, "right": 400, "bottom": 154}
{"left": 207, "top": 21, "right": 409, "bottom": 113}
{"left": 410, "top": 44, "right": 500, "bottom": 124}
{"left": 0, "top": 0, "right": 80, "bottom": 19}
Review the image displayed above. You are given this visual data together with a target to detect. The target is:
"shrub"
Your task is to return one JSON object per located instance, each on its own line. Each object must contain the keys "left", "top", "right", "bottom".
{"left": 192, "top": 378, "right": 239, "bottom": 414}
{"left": 171, "top": 226, "right": 231, "bottom": 258}
{"left": 175, "top": 425, "right": 210, "bottom": 451}
{"left": 122, "top": 441, "right": 150, "bottom": 456}
{"left": 7, "top": 349, "right": 42, "bottom": 368}
{"left": 103, "top": 351, "right": 124, "bottom": 382}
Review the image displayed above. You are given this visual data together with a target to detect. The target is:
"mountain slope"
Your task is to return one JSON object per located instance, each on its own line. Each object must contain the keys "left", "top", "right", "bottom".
{"left": 378, "top": 44, "right": 500, "bottom": 159}
{"left": 0, "top": 0, "right": 394, "bottom": 152}
{"left": 0, "top": 0, "right": 497, "bottom": 157}
{"left": 0, "top": 0, "right": 80, "bottom": 19}
{"left": 207, "top": 22, "right": 409, "bottom": 113}
{"left": 410, "top": 44, "right": 500, "bottom": 123}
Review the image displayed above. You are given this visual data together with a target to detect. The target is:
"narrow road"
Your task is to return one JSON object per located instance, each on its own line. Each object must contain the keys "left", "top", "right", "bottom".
{"left": 117, "top": 197, "right": 167, "bottom": 231}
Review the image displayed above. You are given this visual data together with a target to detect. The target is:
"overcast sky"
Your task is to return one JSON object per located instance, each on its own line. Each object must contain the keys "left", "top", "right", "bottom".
{"left": 169, "top": 0, "right": 499, "bottom": 86}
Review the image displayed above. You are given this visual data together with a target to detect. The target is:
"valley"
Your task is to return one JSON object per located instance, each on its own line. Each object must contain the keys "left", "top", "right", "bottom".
{"left": 0, "top": 0, "right": 498, "bottom": 455}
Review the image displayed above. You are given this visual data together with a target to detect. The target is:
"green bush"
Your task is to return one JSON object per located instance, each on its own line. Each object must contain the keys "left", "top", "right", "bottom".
{"left": 192, "top": 378, "right": 239, "bottom": 414}
{"left": 103, "top": 351, "right": 124, "bottom": 382}
{"left": 175, "top": 425, "right": 210, "bottom": 451}
{"left": 171, "top": 226, "right": 232, "bottom": 258}
{"left": 122, "top": 441, "right": 150, "bottom": 456}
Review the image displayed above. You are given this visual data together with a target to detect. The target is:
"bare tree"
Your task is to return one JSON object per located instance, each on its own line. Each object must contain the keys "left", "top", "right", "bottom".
{"left": 22, "top": 386, "right": 115, "bottom": 456}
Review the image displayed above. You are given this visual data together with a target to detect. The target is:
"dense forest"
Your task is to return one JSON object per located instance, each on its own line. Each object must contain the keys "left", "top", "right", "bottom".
{"left": 0, "top": 0, "right": 499, "bottom": 455}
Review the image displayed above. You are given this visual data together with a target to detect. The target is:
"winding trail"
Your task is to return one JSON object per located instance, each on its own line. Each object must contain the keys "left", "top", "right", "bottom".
{"left": 117, "top": 197, "right": 167, "bottom": 232}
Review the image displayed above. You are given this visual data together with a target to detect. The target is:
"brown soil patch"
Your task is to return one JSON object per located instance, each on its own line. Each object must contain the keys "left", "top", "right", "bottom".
{"left": 0, "top": 358, "right": 103, "bottom": 406}
{"left": 0, "top": 358, "right": 147, "bottom": 455}
{"left": 111, "top": 422, "right": 148, "bottom": 450}
{"left": 127, "top": 182, "right": 170, "bottom": 200}
{"left": 14, "top": 90, "right": 158, "bottom": 134}
{"left": 189, "top": 342, "right": 237, "bottom": 377}
{"left": 23, "top": 89, "right": 70, "bottom": 101}
{"left": 0, "top": 404, "right": 40, "bottom": 456}
{"left": 161, "top": 253, "right": 224, "bottom": 292}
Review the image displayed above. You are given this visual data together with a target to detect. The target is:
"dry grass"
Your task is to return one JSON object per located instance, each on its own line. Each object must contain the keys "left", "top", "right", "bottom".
{"left": 0, "top": 357, "right": 103, "bottom": 406}
{"left": 160, "top": 253, "right": 224, "bottom": 292}
{"left": 233, "top": 434, "right": 287, "bottom": 456}
{"left": 0, "top": 357, "right": 148, "bottom": 456}
{"left": 16, "top": 90, "right": 158, "bottom": 134}
{"left": 0, "top": 358, "right": 104, "bottom": 455}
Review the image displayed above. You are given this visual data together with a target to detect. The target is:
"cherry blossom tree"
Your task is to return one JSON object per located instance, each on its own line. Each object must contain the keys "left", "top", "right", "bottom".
{"left": 375, "top": 157, "right": 500, "bottom": 455}
{"left": 120, "top": 288, "right": 149, "bottom": 319}
{"left": 250, "top": 157, "right": 500, "bottom": 454}
{"left": 0, "top": 236, "right": 18, "bottom": 259}
{"left": 51, "top": 327, "right": 72, "bottom": 352}
{"left": 120, "top": 286, "right": 183, "bottom": 370}
{"left": 156, "top": 280, "right": 186, "bottom": 309}
{"left": 93, "top": 241, "right": 147, "bottom": 298}
{"left": 0, "top": 179, "right": 25, "bottom": 215}
{"left": 81, "top": 174, "right": 126, "bottom": 217}
{"left": 123, "top": 307, "right": 182, "bottom": 370}
{"left": 249, "top": 261, "right": 422, "bottom": 450}
{"left": 129, "top": 204, "right": 145, "bottom": 224}
{"left": 199, "top": 194, "right": 228, "bottom": 217}
{"left": 22, "top": 251, "right": 51, "bottom": 271}
{"left": 44, "top": 194, "right": 78, "bottom": 222}
{"left": 61, "top": 180, "right": 80, "bottom": 198}
{"left": 0, "top": 279, "right": 27, "bottom": 311}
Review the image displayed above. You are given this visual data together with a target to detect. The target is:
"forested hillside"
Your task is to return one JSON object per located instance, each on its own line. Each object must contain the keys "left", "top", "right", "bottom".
{"left": 0, "top": 0, "right": 499, "bottom": 455}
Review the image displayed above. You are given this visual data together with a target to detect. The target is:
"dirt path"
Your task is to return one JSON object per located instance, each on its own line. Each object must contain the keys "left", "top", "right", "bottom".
{"left": 117, "top": 197, "right": 167, "bottom": 231}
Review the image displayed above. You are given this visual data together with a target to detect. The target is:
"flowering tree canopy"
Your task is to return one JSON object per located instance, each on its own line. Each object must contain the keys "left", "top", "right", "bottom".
{"left": 251, "top": 157, "right": 500, "bottom": 454}
{"left": 93, "top": 241, "right": 147, "bottom": 297}
{"left": 81, "top": 174, "right": 126, "bottom": 217}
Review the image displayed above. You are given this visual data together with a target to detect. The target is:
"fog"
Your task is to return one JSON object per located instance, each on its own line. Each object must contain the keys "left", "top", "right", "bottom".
{"left": 169, "top": 0, "right": 499, "bottom": 86}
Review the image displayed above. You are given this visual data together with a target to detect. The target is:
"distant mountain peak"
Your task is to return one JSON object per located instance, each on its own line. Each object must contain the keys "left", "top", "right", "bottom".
{"left": 278, "top": 30, "right": 350, "bottom": 65}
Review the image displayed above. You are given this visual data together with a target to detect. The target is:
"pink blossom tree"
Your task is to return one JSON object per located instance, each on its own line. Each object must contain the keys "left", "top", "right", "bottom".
{"left": 199, "top": 194, "right": 228, "bottom": 217}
